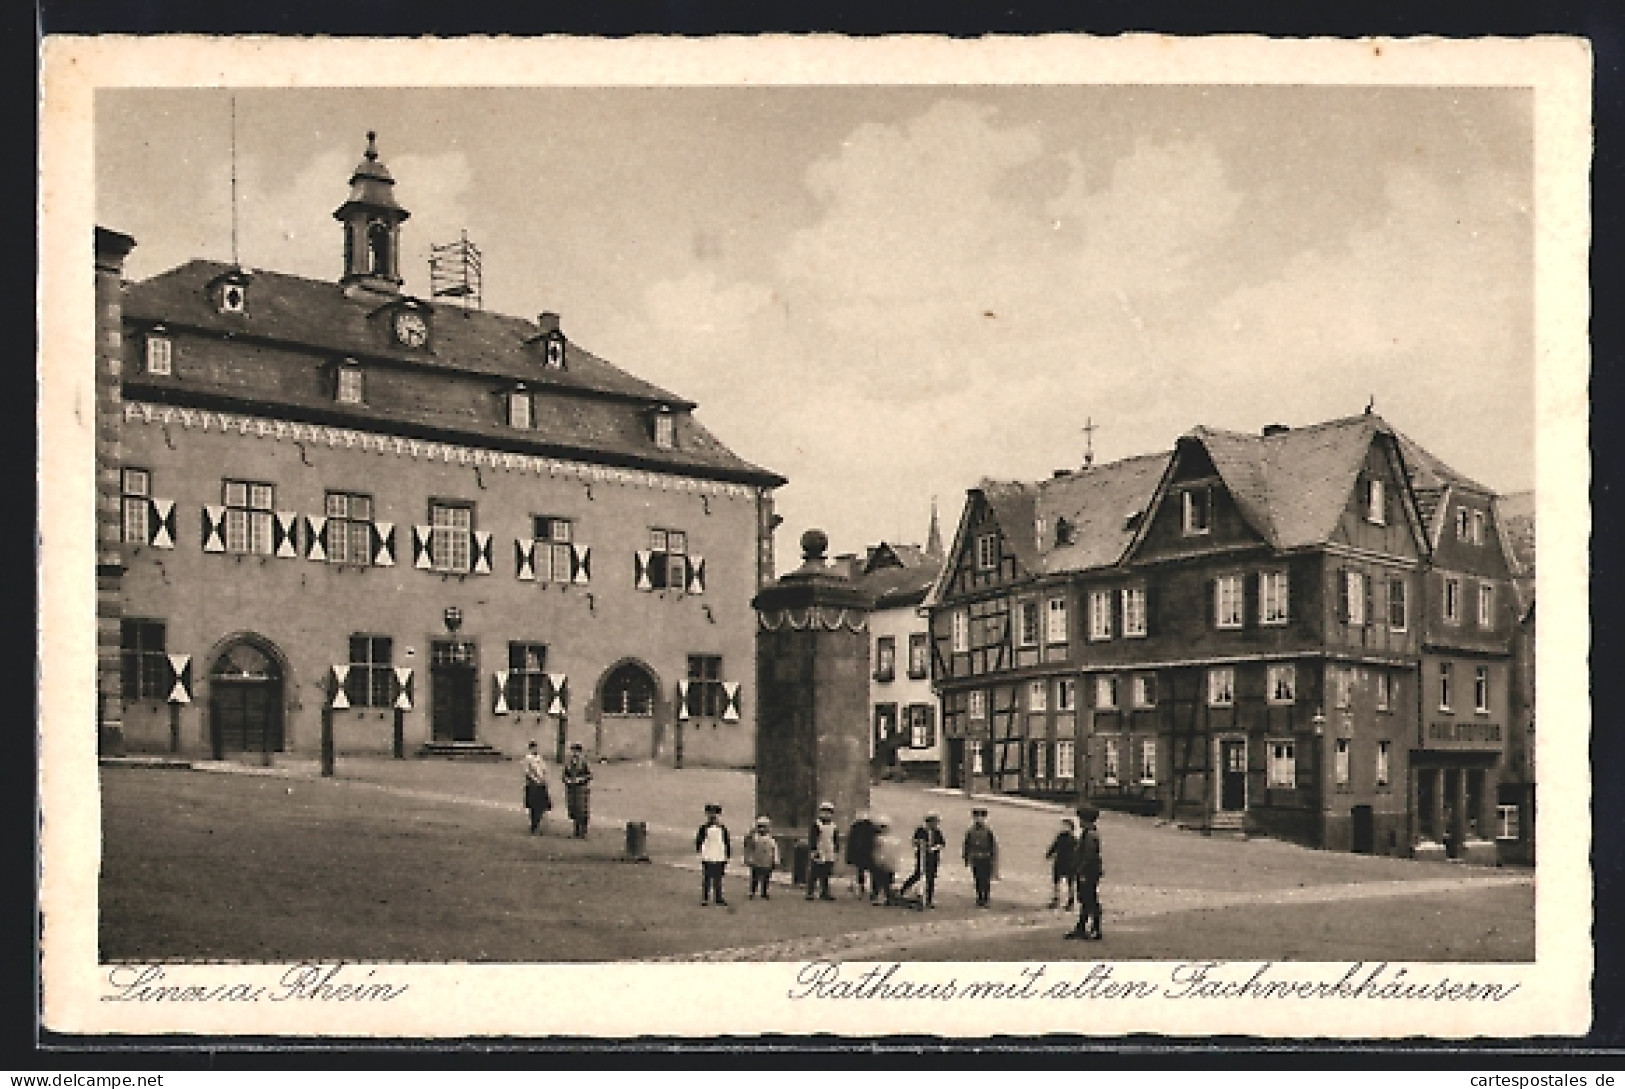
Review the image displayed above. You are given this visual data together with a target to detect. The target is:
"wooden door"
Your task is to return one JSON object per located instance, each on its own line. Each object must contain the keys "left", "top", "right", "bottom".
{"left": 432, "top": 664, "right": 477, "bottom": 742}
{"left": 1219, "top": 738, "right": 1247, "bottom": 812}
{"left": 212, "top": 679, "right": 283, "bottom": 753}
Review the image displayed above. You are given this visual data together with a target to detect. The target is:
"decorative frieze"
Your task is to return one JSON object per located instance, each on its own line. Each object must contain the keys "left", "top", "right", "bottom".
{"left": 124, "top": 400, "right": 754, "bottom": 499}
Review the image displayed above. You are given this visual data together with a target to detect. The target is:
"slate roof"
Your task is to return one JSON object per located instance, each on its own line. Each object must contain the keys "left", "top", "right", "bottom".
{"left": 1037, "top": 454, "right": 1171, "bottom": 573}
{"left": 122, "top": 260, "right": 785, "bottom": 487}
{"left": 853, "top": 560, "right": 942, "bottom": 610}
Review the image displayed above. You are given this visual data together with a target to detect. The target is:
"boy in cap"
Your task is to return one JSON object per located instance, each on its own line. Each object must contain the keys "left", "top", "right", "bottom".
{"left": 805, "top": 801, "right": 841, "bottom": 901}
{"left": 743, "top": 815, "right": 780, "bottom": 900}
{"left": 899, "top": 811, "right": 945, "bottom": 908}
{"left": 1045, "top": 815, "right": 1079, "bottom": 910}
{"left": 1066, "top": 806, "right": 1104, "bottom": 940}
{"left": 695, "top": 803, "right": 731, "bottom": 907}
{"left": 962, "top": 806, "right": 998, "bottom": 907}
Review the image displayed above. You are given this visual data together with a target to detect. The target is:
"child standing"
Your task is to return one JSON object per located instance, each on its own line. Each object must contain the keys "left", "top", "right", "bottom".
{"left": 1045, "top": 816, "right": 1079, "bottom": 909}
{"left": 743, "top": 816, "right": 780, "bottom": 900}
{"left": 695, "top": 803, "right": 731, "bottom": 907}
{"left": 962, "top": 806, "right": 999, "bottom": 908}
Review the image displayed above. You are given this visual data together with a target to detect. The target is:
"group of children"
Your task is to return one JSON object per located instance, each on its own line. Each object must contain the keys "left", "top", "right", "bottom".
{"left": 693, "top": 800, "right": 1104, "bottom": 937}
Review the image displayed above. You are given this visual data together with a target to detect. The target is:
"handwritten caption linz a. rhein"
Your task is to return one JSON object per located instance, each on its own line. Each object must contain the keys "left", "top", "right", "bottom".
{"left": 787, "top": 961, "right": 1520, "bottom": 1003}
{"left": 102, "top": 963, "right": 408, "bottom": 1003}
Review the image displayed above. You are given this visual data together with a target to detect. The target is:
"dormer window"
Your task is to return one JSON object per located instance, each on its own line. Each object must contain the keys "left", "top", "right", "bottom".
{"left": 1055, "top": 517, "right": 1075, "bottom": 546}
{"left": 508, "top": 387, "right": 533, "bottom": 429}
{"left": 208, "top": 268, "right": 253, "bottom": 315}
{"left": 653, "top": 411, "right": 676, "bottom": 450}
{"left": 544, "top": 333, "right": 566, "bottom": 370}
{"left": 144, "top": 330, "right": 172, "bottom": 376}
{"left": 335, "top": 361, "right": 365, "bottom": 405}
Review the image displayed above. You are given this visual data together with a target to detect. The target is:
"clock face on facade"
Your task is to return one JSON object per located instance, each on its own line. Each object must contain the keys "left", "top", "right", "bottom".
{"left": 393, "top": 310, "right": 428, "bottom": 348}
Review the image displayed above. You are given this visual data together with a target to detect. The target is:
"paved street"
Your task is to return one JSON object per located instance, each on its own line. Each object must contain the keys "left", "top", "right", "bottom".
{"left": 99, "top": 756, "right": 1532, "bottom": 963}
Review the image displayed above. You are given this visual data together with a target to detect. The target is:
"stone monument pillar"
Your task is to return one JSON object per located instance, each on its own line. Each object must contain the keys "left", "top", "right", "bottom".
{"left": 753, "top": 529, "right": 874, "bottom": 863}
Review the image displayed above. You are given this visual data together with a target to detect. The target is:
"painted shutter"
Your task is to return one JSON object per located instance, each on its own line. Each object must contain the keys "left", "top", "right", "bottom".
{"left": 634, "top": 550, "right": 653, "bottom": 591}
{"left": 571, "top": 543, "right": 591, "bottom": 585}
{"left": 492, "top": 671, "right": 510, "bottom": 715}
{"left": 676, "top": 680, "right": 691, "bottom": 721}
{"left": 413, "top": 524, "right": 433, "bottom": 570}
{"left": 515, "top": 538, "right": 536, "bottom": 581}
{"left": 372, "top": 521, "right": 396, "bottom": 567}
{"left": 686, "top": 555, "right": 706, "bottom": 595}
{"left": 271, "top": 511, "right": 299, "bottom": 558}
{"left": 546, "top": 674, "right": 568, "bottom": 716}
{"left": 148, "top": 499, "right": 176, "bottom": 549}
{"left": 166, "top": 653, "right": 192, "bottom": 704}
{"left": 722, "top": 681, "right": 742, "bottom": 723}
{"left": 329, "top": 664, "right": 351, "bottom": 710}
{"left": 472, "top": 530, "right": 493, "bottom": 575}
{"left": 201, "top": 504, "right": 226, "bottom": 553}
{"left": 304, "top": 516, "right": 328, "bottom": 561}
{"left": 393, "top": 666, "right": 415, "bottom": 711}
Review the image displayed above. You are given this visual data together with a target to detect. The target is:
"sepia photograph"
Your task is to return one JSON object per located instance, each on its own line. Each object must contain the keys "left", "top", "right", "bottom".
{"left": 39, "top": 35, "right": 1592, "bottom": 1038}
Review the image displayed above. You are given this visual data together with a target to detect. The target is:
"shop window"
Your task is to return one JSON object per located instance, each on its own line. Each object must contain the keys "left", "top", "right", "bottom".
{"left": 1055, "top": 739, "right": 1075, "bottom": 780}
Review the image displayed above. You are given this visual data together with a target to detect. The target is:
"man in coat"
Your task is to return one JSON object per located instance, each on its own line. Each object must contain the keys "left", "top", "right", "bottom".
{"left": 805, "top": 801, "right": 841, "bottom": 901}
{"left": 898, "top": 811, "right": 945, "bottom": 908}
{"left": 845, "top": 811, "right": 878, "bottom": 901}
{"left": 562, "top": 742, "right": 593, "bottom": 838}
{"left": 962, "top": 806, "right": 998, "bottom": 908}
{"left": 1066, "top": 806, "right": 1105, "bottom": 940}
{"left": 522, "top": 740, "right": 552, "bottom": 834}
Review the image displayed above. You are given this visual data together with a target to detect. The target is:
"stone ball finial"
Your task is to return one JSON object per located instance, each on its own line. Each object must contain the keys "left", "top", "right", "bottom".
{"left": 800, "top": 528, "right": 829, "bottom": 561}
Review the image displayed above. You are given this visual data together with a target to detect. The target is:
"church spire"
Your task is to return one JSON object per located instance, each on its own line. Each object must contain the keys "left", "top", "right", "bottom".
{"left": 925, "top": 495, "right": 943, "bottom": 559}
{"left": 334, "top": 131, "right": 411, "bottom": 292}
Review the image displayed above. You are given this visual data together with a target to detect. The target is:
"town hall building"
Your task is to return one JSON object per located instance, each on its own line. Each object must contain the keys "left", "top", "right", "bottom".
{"left": 95, "top": 134, "right": 785, "bottom": 768}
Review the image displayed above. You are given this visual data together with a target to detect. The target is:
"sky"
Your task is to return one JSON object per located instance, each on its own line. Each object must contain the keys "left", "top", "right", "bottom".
{"left": 96, "top": 85, "right": 1533, "bottom": 566}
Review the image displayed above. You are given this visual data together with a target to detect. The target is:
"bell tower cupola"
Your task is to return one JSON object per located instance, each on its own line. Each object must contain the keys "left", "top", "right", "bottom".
{"left": 333, "top": 131, "right": 410, "bottom": 293}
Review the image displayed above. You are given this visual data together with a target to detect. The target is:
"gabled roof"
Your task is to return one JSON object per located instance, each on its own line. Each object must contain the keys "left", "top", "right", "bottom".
{"left": 125, "top": 260, "right": 693, "bottom": 407}
{"left": 1129, "top": 415, "right": 1429, "bottom": 557}
{"left": 1036, "top": 453, "right": 1170, "bottom": 573}
{"left": 979, "top": 480, "right": 1041, "bottom": 576}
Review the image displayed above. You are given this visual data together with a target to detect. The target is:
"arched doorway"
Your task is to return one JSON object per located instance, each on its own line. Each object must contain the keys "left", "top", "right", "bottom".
{"left": 209, "top": 639, "right": 284, "bottom": 757}
{"left": 597, "top": 660, "right": 661, "bottom": 761}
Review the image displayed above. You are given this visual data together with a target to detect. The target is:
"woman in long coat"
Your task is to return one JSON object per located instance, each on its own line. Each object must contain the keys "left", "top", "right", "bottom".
{"left": 562, "top": 743, "right": 593, "bottom": 838}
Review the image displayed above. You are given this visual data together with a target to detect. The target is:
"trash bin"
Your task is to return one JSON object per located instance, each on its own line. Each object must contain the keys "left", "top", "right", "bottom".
{"left": 624, "top": 820, "right": 650, "bottom": 862}
{"left": 792, "top": 842, "right": 810, "bottom": 887}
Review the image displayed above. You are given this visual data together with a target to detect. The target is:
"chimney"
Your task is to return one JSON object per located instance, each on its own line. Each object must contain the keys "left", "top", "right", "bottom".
{"left": 537, "top": 312, "right": 561, "bottom": 336}
{"left": 1262, "top": 423, "right": 1290, "bottom": 437}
